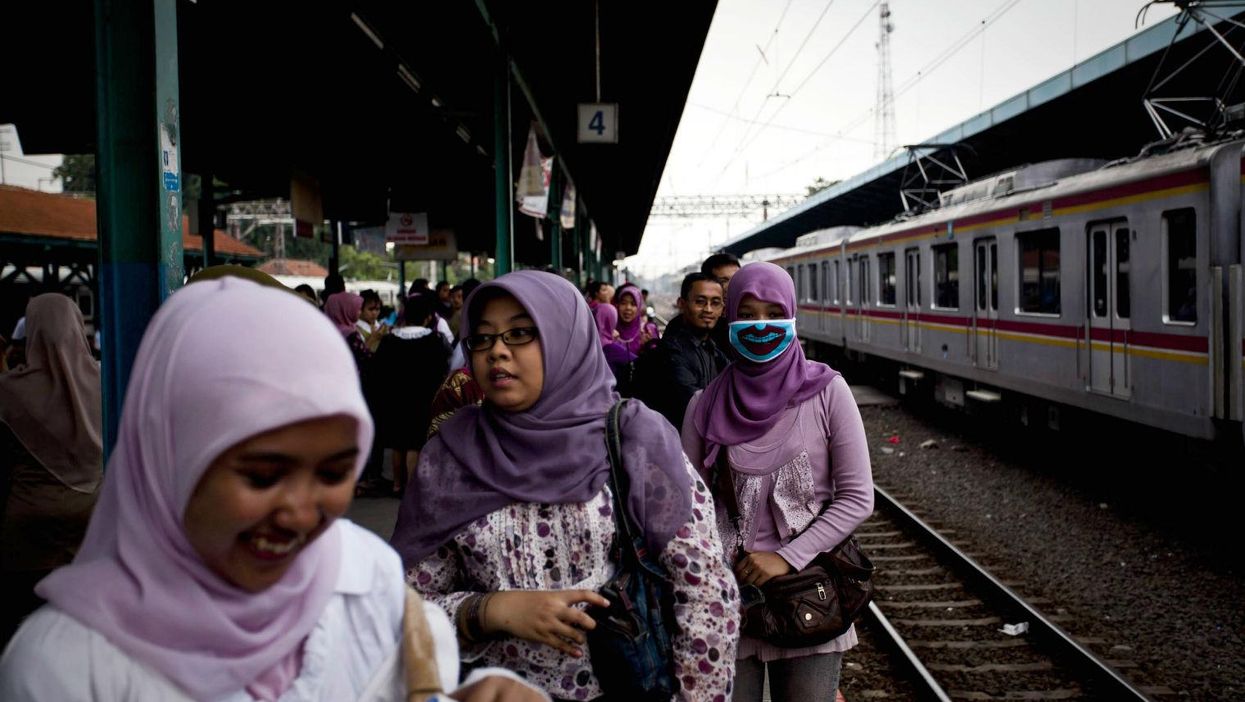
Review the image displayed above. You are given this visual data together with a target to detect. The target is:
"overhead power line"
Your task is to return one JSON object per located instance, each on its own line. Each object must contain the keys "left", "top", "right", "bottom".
{"left": 648, "top": 193, "right": 805, "bottom": 219}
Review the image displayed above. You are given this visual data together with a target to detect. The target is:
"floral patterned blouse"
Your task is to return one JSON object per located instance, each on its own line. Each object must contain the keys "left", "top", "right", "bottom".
{"left": 407, "top": 457, "right": 740, "bottom": 701}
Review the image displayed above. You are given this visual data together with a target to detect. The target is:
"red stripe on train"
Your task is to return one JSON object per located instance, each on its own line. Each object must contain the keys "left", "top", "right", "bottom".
{"left": 796, "top": 305, "right": 1207, "bottom": 353}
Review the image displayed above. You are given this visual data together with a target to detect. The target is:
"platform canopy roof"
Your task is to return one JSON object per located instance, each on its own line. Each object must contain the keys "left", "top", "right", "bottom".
{"left": 3, "top": 0, "right": 716, "bottom": 263}
{"left": 720, "top": 9, "right": 1245, "bottom": 256}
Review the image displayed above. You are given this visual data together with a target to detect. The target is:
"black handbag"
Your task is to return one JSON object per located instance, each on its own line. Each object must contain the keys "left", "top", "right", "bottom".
{"left": 585, "top": 400, "right": 678, "bottom": 701}
{"left": 715, "top": 453, "right": 875, "bottom": 648}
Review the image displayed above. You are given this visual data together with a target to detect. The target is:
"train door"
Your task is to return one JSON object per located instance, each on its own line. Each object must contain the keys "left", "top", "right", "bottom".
{"left": 973, "top": 238, "right": 999, "bottom": 369}
{"left": 903, "top": 247, "right": 921, "bottom": 353}
{"left": 1087, "top": 222, "right": 1132, "bottom": 398}
{"left": 857, "top": 255, "right": 871, "bottom": 343}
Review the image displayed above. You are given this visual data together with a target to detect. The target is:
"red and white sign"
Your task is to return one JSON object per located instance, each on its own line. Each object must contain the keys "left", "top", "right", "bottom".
{"left": 385, "top": 211, "right": 430, "bottom": 245}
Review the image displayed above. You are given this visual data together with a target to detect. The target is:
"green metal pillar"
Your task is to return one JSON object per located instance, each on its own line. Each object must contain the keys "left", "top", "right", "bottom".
{"left": 95, "top": 0, "right": 184, "bottom": 456}
{"left": 493, "top": 51, "right": 513, "bottom": 276}
{"left": 547, "top": 169, "right": 562, "bottom": 273}
{"left": 199, "top": 170, "right": 214, "bottom": 269}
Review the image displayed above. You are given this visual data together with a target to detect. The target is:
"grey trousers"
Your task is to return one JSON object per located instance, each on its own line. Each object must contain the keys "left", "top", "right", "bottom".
{"left": 732, "top": 652, "right": 844, "bottom": 702}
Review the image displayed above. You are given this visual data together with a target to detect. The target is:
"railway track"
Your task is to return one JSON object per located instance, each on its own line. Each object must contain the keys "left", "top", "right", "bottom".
{"left": 852, "top": 485, "right": 1161, "bottom": 701}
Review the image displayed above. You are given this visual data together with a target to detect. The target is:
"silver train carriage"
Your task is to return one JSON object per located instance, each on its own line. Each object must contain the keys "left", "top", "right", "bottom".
{"left": 765, "top": 137, "right": 1245, "bottom": 443}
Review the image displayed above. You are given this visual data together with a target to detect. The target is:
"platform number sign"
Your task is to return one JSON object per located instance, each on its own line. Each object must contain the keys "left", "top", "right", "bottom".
{"left": 578, "top": 103, "right": 618, "bottom": 143}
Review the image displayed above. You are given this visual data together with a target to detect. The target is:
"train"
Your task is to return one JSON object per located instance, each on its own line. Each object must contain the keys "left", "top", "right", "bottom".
{"left": 760, "top": 133, "right": 1244, "bottom": 444}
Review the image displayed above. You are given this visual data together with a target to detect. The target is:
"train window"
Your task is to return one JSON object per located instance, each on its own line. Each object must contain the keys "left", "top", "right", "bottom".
{"left": 833, "top": 260, "right": 841, "bottom": 304}
{"left": 845, "top": 260, "right": 854, "bottom": 304}
{"left": 807, "top": 263, "right": 818, "bottom": 302}
{"left": 905, "top": 248, "right": 921, "bottom": 308}
{"left": 1164, "top": 208, "right": 1196, "bottom": 323}
{"left": 1115, "top": 228, "right": 1130, "bottom": 320}
{"left": 932, "top": 244, "right": 959, "bottom": 309}
{"left": 878, "top": 252, "right": 897, "bottom": 305}
{"left": 1018, "top": 228, "right": 1061, "bottom": 315}
{"left": 1092, "top": 230, "right": 1108, "bottom": 318}
{"left": 820, "top": 261, "right": 829, "bottom": 303}
{"left": 860, "top": 257, "right": 871, "bottom": 306}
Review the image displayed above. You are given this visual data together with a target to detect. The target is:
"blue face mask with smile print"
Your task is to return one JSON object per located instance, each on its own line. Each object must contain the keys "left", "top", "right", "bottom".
{"left": 728, "top": 319, "right": 797, "bottom": 363}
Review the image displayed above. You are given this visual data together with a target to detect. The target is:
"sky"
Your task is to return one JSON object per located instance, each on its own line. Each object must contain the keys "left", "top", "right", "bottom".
{"left": 626, "top": 0, "right": 1181, "bottom": 282}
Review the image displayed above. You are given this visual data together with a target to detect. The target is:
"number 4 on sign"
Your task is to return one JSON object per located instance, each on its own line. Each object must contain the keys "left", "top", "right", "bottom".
{"left": 577, "top": 103, "right": 617, "bottom": 143}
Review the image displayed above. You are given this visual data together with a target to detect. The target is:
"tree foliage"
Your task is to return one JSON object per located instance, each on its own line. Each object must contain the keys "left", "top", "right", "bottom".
{"left": 53, "top": 154, "right": 96, "bottom": 194}
{"left": 805, "top": 177, "right": 840, "bottom": 198}
{"left": 340, "top": 244, "right": 391, "bottom": 280}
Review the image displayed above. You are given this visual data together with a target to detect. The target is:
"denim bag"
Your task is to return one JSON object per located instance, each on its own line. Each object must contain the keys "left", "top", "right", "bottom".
{"left": 585, "top": 400, "right": 678, "bottom": 701}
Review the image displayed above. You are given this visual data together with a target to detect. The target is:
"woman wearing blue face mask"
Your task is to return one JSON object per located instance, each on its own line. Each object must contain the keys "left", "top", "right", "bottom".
{"left": 679, "top": 261, "right": 874, "bottom": 702}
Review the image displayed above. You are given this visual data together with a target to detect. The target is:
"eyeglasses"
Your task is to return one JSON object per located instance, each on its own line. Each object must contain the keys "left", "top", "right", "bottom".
{"left": 465, "top": 326, "right": 540, "bottom": 352}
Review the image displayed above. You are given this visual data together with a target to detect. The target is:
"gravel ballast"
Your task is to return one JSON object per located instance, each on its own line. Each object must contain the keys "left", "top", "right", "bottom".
{"left": 850, "top": 399, "right": 1244, "bottom": 701}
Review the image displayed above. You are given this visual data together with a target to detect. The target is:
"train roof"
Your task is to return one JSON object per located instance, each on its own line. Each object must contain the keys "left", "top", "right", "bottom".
{"left": 769, "top": 135, "right": 1244, "bottom": 261}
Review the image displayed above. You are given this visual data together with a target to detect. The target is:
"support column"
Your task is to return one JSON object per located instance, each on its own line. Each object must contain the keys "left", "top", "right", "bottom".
{"left": 493, "top": 52, "right": 513, "bottom": 276}
{"left": 329, "top": 220, "right": 341, "bottom": 275}
{"left": 95, "top": 0, "right": 184, "bottom": 456}
{"left": 548, "top": 170, "right": 562, "bottom": 273}
{"left": 199, "top": 169, "right": 214, "bottom": 268}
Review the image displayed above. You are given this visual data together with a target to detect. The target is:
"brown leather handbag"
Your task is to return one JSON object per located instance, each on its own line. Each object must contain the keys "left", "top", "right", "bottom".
{"left": 736, "top": 537, "right": 874, "bottom": 647}
{"left": 715, "top": 454, "right": 875, "bottom": 648}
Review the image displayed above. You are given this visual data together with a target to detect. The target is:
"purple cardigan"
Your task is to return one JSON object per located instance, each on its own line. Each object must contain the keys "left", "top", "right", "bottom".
{"left": 681, "top": 375, "right": 874, "bottom": 660}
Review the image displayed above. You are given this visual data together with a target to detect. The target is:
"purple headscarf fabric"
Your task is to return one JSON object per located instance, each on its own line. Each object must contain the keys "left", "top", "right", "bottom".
{"left": 692, "top": 261, "right": 838, "bottom": 472}
{"left": 324, "top": 291, "right": 363, "bottom": 337}
{"left": 36, "top": 277, "right": 374, "bottom": 700}
{"left": 391, "top": 271, "right": 691, "bottom": 566}
{"left": 594, "top": 302, "right": 619, "bottom": 347}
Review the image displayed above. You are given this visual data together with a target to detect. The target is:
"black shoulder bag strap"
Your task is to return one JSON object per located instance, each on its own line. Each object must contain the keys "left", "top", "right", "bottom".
{"left": 604, "top": 400, "right": 643, "bottom": 565}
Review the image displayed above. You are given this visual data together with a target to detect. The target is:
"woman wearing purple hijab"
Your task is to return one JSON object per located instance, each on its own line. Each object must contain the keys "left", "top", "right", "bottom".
{"left": 681, "top": 262, "right": 873, "bottom": 702}
{"left": 0, "top": 277, "right": 543, "bottom": 702}
{"left": 611, "top": 283, "right": 660, "bottom": 356}
{"left": 392, "top": 270, "right": 739, "bottom": 701}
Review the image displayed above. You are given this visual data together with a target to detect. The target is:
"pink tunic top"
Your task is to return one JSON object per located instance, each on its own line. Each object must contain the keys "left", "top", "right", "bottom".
{"left": 682, "top": 375, "right": 874, "bottom": 662}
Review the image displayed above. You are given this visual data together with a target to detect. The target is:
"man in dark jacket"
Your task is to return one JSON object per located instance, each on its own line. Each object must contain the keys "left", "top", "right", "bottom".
{"left": 633, "top": 272, "right": 728, "bottom": 430}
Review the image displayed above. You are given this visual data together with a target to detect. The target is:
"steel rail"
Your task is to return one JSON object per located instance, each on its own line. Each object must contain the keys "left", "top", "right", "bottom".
{"left": 863, "top": 600, "right": 954, "bottom": 702}
{"left": 872, "top": 485, "right": 1154, "bottom": 701}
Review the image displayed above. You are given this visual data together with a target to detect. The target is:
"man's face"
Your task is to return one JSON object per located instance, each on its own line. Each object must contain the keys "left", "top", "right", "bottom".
{"left": 451, "top": 289, "right": 464, "bottom": 311}
{"left": 437, "top": 285, "right": 451, "bottom": 303}
{"left": 710, "top": 264, "right": 741, "bottom": 294}
{"left": 679, "top": 280, "right": 725, "bottom": 332}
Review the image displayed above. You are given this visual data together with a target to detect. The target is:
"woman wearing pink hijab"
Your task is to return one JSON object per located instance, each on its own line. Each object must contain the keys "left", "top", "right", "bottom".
{"left": 0, "top": 294, "right": 102, "bottom": 643}
{"left": 0, "top": 277, "right": 543, "bottom": 702}
{"left": 326, "top": 291, "right": 387, "bottom": 366}
{"left": 592, "top": 302, "right": 638, "bottom": 395}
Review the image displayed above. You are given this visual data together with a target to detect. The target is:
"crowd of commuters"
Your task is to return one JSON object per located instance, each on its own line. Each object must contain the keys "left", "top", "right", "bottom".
{"left": 0, "top": 252, "right": 872, "bottom": 702}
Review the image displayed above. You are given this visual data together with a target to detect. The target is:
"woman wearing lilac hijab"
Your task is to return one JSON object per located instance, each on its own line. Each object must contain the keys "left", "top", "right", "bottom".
{"left": 682, "top": 262, "right": 874, "bottom": 702}
{"left": 0, "top": 277, "right": 543, "bottom": 702}
{"left": 392, "top": 271, "right": 739, "bottom": 701}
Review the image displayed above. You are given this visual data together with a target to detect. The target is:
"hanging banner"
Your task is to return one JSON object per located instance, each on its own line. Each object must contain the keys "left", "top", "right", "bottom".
{"left": 560, "top": 183, "right": 576, "bottom": 230}
{"left": 291, "top": 173, "right": 322, "bottom": 239}
{"left": 386, "top": 211, "right": 430, "bottom": 245}
{"left": 517, "top": 125, "right": 552, "bottom": 218}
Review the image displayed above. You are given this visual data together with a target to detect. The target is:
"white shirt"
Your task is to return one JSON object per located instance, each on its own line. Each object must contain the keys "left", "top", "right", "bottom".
{"left": 435, "top": 317, "right": 454, "bottom": 348}
{"left": 0, "top": 521, "right": 543, "bottom": 702}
